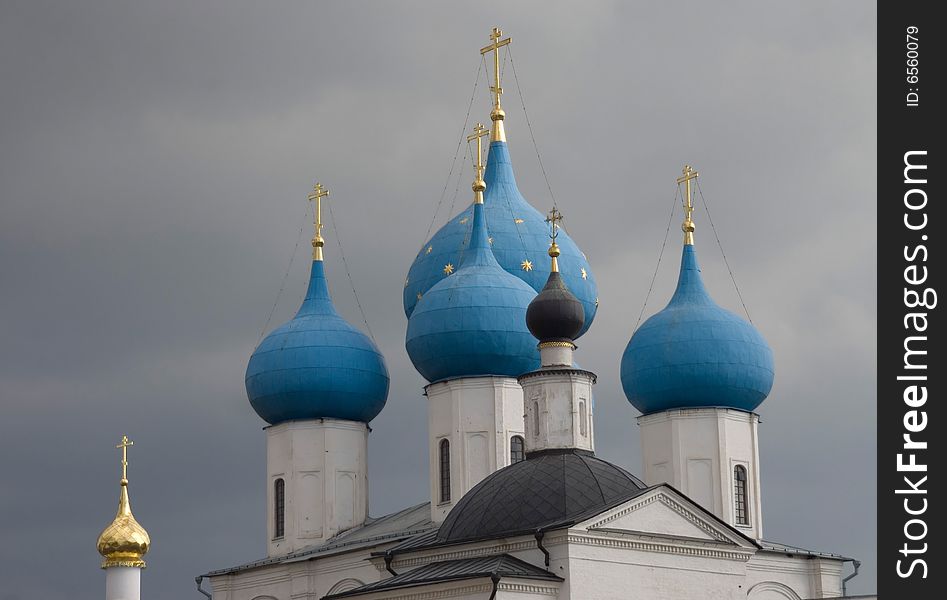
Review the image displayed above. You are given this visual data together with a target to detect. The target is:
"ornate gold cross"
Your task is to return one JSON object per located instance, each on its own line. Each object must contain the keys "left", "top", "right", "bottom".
{"left": 116, "top": 435, "right": 134, "bottom": 482}
{"left": 545, "top": 207, "right": 564, "bottom": 242}
{"left": 308, "top": 182, "right": 330, "bottom": 260}
{"left": 676, "top": 165, "right": 699, "bottom": 245}
{"left": 481, "top": 27, "right": 511, "bottom": 141}
{"left": 467, "top": 122, "right": 490, "bottom": 182}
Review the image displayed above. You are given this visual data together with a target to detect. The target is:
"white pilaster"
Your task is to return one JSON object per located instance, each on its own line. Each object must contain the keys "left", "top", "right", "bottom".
{"left": 426, "top": 376, "right": 525, "bottom": 523}
{"left": 105, "top": 566, "right": 140, "bottom": 600}
{"left": 265, "top": 419, "right": 369, "bottom": 557}
{"left": 638, "top": 407, "right": 763, "bottom": 539}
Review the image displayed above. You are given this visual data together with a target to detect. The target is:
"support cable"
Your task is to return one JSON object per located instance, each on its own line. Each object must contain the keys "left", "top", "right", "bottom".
{"left": 258, "top": 203, "right": 309, "bottom": 342}
{"left": 695, "top": 180, "right": 753, "bottom": 323}
{"left": 419, "top": 58, "right": 485, "bottom": 247}
{"left": 326, "top": 199, "right": 378, "bottom": 342}
{"left": 633, "top": 187, "right": 681, "bottom": 332}
{"left": 508, "top": 46, "right": 559, "bottom": 210}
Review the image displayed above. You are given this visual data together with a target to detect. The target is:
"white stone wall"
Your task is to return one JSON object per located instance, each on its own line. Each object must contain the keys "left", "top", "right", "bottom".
{"left": 426, "top": 376, "right": 525, "bottom": 523}
{"left": 520, "top": 370, "right": 594, "bottom": 454}
{"left": 265, "top": 419, "right": 369, "bottom": 557}
{"left": 638, "top": 407, "right": 763, "bottom": 539}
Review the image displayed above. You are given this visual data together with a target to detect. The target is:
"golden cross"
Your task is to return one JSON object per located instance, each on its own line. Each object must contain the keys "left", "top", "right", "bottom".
{"left": 676, "top": 165, "right": 699, "bottom": 244}
{"left": 545, "top": 207, "right": 564, "bottom": 242}
{"left": 116, "top": 435, "right": 134, "bottom": 482}
{"left": 468, "top": 123, "right": 489, "bottom": 203}
{"left": 481, "top": 27, "right": 511, "bottom": 141}
{"left": 467, "top": 122, "right": 490, "bottom": 177}
{"left": 308, "top": 182, "right": 330, "bottom": 260}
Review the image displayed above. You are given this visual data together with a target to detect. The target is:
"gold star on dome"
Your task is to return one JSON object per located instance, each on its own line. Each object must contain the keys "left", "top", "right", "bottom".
{"left": 417, "top": 292, "right": 423, "bottom": 301}
{"left": 595, "top": 297, "right": 599, "bottom": 307}
{"left": 404, "top": 277, "right": 409, "bottom": 288}
{"left": 581, "top": 268, "right": 588, "bottom": 280}
{"left": 425, "top": 246, "right": 433, "bottom": 255}
{"left": 488, "top": 236, "right": 494, "bottom": 245}
{"left": 514, "top": 218, "right": 524, "bottom": 224}
{"left": 443, "top": 263, "right": 454, "bottom": 275}
{"left": 521, "top": 259, "right": 533, "bottom": 271}
{"left": 459, "top": 217, "right": 469, "bottom": 225}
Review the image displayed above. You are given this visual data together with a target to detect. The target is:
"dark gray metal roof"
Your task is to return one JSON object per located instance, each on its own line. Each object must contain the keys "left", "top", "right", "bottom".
{"left": 203, "top": 502, "right": 435, "bottom": 577}
{"left": 322, "top": 554, "right": 562, "bottom": 598}
{"left": 436, "top": 449, "right": 647, "bottom": 544}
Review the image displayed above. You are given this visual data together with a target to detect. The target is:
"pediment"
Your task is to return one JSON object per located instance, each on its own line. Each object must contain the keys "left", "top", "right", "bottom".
{"left": 578, "top": 486, "right": 756, "bottom": 550}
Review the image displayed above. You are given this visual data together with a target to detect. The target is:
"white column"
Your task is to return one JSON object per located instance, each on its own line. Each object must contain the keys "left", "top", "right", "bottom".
{"left": 426, "top": 376, "right": 525, "bottom": 523}
{"left": 265, "top": 419, "right": 369, "bottom": 557}
{"left": 105, "top": 566, "right": 140, "bottom": 600}
{"left": 638, "top": 407, "right": 763, "bottom": 539}
{"left": 518, "top": 344, "right": 595, "bottom": 455}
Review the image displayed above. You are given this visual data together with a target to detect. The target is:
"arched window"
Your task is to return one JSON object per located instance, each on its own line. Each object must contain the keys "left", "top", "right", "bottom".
{"left": 533, "top": 401, "right": 540, "bottom": 435}
{"left": 439, "top": 439, "right": 451, "bottom": 503}
{"left": 579, "top": 401, "right": 588, "bottom": 437}
{"left": 734, "top": 466, "right": 749, "bottom": 526}
{"left": 274, "top": 478, "right": 285, "bottom": 539}
{"left": 510, "top": 435, "right": 525, "bottom": 464}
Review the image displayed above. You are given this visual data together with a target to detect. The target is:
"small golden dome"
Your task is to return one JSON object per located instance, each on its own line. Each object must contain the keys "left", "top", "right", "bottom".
{"left": 97, "top": 481, "right": 150, "bottom": 568}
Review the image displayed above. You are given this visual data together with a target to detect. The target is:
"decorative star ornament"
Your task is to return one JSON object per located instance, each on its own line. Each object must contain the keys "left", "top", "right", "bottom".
{"left": 521, "top": 259, "right": 533, "bottom": 271}
{"left": 443, "top": 263, "right": 454, "bottom": 275}
{"left": 581, "top": 268, "right": 588, "bottom": 280}
{"left": 425, "top": 246, "right": 433, "bottom": 255}
{"left": 514, "top": 218, "right": 524, "bottom": 224}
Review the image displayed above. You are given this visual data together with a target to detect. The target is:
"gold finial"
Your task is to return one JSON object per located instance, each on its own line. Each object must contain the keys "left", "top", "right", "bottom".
{"left": 676, "top": 165, "right": 699, "bottom": 245}
{"left": 97, "top": 435, "right": 150, "bottom": 569}
{"left": 480, "top": 27, "right": 511, "bottom": 142}
{"left": 308, "top": 182, "right": 330, "bottom": 260}
{"left": 545, "top": 207, "right": 563, "bottom": 272}
{"left": 467, "top": 122, "right": 490, "bottom": 204}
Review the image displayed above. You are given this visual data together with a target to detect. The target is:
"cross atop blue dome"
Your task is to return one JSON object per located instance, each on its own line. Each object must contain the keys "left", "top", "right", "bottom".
{"left": 245, "top": 184, "right": 389, "bottom": 425}
{"left": 405, "top": 125, "right": 539, "bottom": 383}
{"left": 620, "top": 167, "right": 774, "bottom": 415}
{"left": 403, "top": 140, "right": 597, "bottom": 335}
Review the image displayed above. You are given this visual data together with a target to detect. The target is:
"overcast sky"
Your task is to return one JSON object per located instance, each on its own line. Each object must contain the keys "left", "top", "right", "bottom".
{"left": 0, "top": 2, "right": 876, "bottom": 598}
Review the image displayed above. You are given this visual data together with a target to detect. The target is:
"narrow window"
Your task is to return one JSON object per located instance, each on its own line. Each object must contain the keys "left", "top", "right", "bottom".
{"left": 734, "top": 466, "right": 749, "bottom": 526}
{"left": 510, "top": 435, "right": 525, "bottom": 464}
{"left": 274, "top": 478, "right": 285, "bottom": 538}
{"left": 439, "top": 439, "right": 451, "bottom": 503}
{"left": 533, "top": 401, "right": 540, "bottom": 435}
{"left": 579, "top": 401, "right": 588, "bottom": 437}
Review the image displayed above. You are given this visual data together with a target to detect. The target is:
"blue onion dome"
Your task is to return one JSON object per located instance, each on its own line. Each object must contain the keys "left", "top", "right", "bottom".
{"left": 620, "top": 244, "right": 774, "bottom": 414}
{"left": 403, "top": 140, "right": 598, "bottom": 337}
{"left": 246, "top": 251, "right": 390, "bottom": 425}
{"left": 405, "top": 198, "right": 539, "bottom": 383}
{"left": 526, "top": 243, "right": 585, "bottom": 344}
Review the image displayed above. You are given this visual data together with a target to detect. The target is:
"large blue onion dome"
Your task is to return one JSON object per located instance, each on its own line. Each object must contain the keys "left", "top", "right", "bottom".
{"left": 403, "top": 140, "right": 598, "bottom": 337}
{"left": 405, "top": 197, "right": 539, "bottom": 383}
{"left": 246, "top": 256, "right": 390, "bottom": 425}
{"left": 620, "top": 244, "right": 774, "bottom": 414}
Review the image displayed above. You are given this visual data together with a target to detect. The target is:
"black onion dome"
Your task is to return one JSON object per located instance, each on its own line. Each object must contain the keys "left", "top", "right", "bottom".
{"left": 437, "top": 449, "right": 646, "bottom": 543}
{"left": 526, "top": 270, "right": 585, "bottom": 343}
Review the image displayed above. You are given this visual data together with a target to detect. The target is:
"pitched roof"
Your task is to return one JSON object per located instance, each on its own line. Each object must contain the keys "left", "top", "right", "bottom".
{"left": 322, "top": 554, "right": 562, "bottom": 599}
{"left": 202, "top": 502, "right": 435, "bottom": 577}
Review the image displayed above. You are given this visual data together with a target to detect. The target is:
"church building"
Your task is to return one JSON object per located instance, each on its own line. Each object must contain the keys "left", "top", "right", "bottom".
{"left": 99, "top": 28, "right": 867, "bottom": 600}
